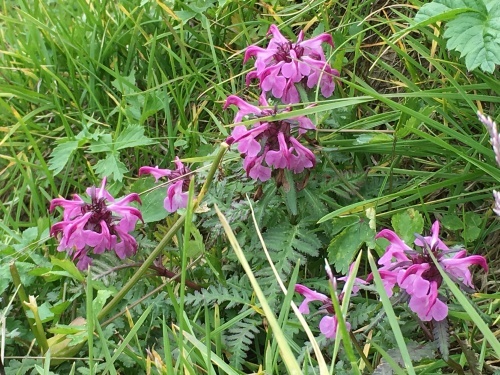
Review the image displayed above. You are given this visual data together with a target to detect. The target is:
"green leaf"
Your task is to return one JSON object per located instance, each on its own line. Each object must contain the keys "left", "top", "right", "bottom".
{"left": 93, "top": 153, "right": 128, "bottom": 182}
{"left": 445, "top": 6, "right": 500, "bottom": 73}
{"left": 88, "top": 134, "right": 113, "bottom": 153}
{"left": 461, "top": 212, "right": 482, "bottom": 242}
{"left": 441, "top": 213, "right": 463, "bottom": 230}
{"left": 50, "top": 257, "right": 84, "bottom": 282}
{"left": 114, "top": 124, "right": 155, "bottom": 150}
{"left": 414, "top": 0, "right": 480, "bottom": 24}
{"left": 462, "top": 225, "right": 481, "bottom": 242}
{"left": 93, "top": 290, "right": 113, "bottom": 315}
{"left": 391, "top": 209, "right": 424, "bottom": 245}
{"left": 187, "top": 227, "right": 205, "bottom": 259}
{"left": 130, "top": 178, "right": 168, "bottom": 223}
{"left": 415, "top": 0, "right": 500, "bottom": 73}
{"left": 354, "top": 133, "right": 393, "bottom": 145}
{"left": 328, "top": 216, "right": 375, "bottom": 274}
{"left": 282, "top": 169, "right": 297, "bottom": 216}
{"left": 111, "top": 69, "right": 137, "bottom": 95}
{"left": 433, "top": 319, "right": 449, "bottom": 360}
{"left": 48, "top": 141, "right": 79, "bottom": 175}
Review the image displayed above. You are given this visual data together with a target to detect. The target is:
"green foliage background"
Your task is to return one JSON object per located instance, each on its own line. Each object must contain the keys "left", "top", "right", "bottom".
{"left": 1, "top": 0, "right": 499, "bottom": 374}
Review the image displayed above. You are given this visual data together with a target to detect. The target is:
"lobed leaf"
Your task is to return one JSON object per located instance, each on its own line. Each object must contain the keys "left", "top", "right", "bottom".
{"left": 48, "top": 141, "right": 79, "bottom": 175}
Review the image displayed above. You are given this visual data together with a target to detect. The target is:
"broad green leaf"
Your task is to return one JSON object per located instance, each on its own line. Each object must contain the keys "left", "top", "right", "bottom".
{"left": 50, "top": 257, "right": 84, "bottom": 282}
{"left": 445, "top": 7, "right": 500, "bottom": 73}
{"left": 48, "top": 141, "right": 79, "bottom": 175}
{"left": 415, "top": 0, "right": 500, "bottom": 73}
{"left": 130, "top": 178, "right": 168, "bottom": 223}
{"left": 93, "top": 153, "right": 128, "bottom": 182}
{"left": 462, "top": 225, "right": 481, "bottom": 242}
{"left": 282, "top": 169, "right": 297, "bottom": 216}
{"left": 328, "top": 216, "right": 375, "bottom": 274}
{"left": 114, "top": 124, "right": 155, "bottom": 150}
{"left": 461, "top": 212, "right": 482, "bottom": 242}
{"left": 441, "top": 213, "right": 463, "bottom": 230}
{"left": 415, "top": 0, "right": 482, "bottom": 24}
{"left": 88, "top": 134, "right": 113, "bottom": 153}
{"left": 391, "top": 209, "right": 424, "bottom": 245}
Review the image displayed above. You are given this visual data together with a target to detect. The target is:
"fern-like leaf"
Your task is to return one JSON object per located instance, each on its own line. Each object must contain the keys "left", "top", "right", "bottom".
{"left": 225, "top": 316, "right": 261, "bottom": 370}
{"left": 263, "top": 220, "right": 321, "bottom": 279}
{"left": 433, "top": 318, "right": 449, "bottom": 360}
{"left": 183, "top": 276, "right": 252, "bottom": 310}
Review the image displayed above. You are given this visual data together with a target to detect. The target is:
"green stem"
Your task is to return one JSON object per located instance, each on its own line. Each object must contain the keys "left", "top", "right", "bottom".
{"left": 10, "top": 262, "right": 49, "bottom": 354}
{"left": 349, "top": 331, "right": 374, "bottom": 373}
{"left": 97, "top": 142, "right": 228, "bottom": 321}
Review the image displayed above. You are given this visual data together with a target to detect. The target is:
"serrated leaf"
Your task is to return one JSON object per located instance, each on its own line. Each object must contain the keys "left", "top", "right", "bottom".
{"left": 414, "top": 0, "right": 480, "bottom": 24}
{"left": 445, "top": 8, "right": 500, "bottom": 73}
{"left": 114, "top": 124, "right": 155, "bottom": 150}
{"left": 88, "top": 134, "right": 114, "bottom": 153}
{"left": 433, "top": 319, "right": 449, "bottom": 360}
{"left": 93, "top": 153, "right": 128, "bottom": 182}
{"left": 48, "top": 141, "right": 79, "bottom": 175}
{"left": 461, "top": 212, "right": 482, "bottom": 241}
{"left": 391, "top": 209, "right": 424, "bottom": 245}
{"left": 111, "top": 69, "right": 137, "bottom": 95}
{"left": 328, "top": 217, "right": 375, "bottom": 274}
{"left": 415, "top": 0, "right": 500, "bottom": 73}
{"left": 262, "top": 220, "right": 321, "bottom": 278}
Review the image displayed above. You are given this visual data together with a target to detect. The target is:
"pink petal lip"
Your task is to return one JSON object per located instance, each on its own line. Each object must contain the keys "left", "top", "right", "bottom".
{"left": 138, "top": 166, "right": 173, "bottom": 182}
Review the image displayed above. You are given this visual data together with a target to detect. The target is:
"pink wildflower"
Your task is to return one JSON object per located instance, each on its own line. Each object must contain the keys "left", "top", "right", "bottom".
{"left": 225, "top": 94, "right": 316, "bottom": 181}
{"left": 50, "top": 178, "right": 143, "bottom": 270}
{"left": 244, "top": 24, "right": 339, "bottom": 103}
{"left": 376, "top": 220, "right": 488, "bottom": 321}
{"left": 294, "top": 263, "right": 365, "bottom": 339}
{"left": 139, "top": 157, "right": 191, "bottom": 213}
{"left": 294, "top": 284, "right": 343, "bottom": 339}
{"left": 478, "top": 111, "right": 500, "bottom": 216}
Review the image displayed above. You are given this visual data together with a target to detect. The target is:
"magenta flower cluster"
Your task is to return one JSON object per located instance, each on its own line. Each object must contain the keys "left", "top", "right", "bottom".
{"left": 139, "top": 157, "right": 192, "bottom": 212}
{"left": 51, "top": 158, "right": 192, "bottom": 269}
{"left": 376, "top": 221, "right": 487, "bottom": 321}
{"left": 245, "top": 24, "right": 339, "bottom": 104}
{"left": 227, "top": 24, "right": 337, "bottom": 181}
{"left": 295, "top": 221, "right": 488, "bottom": 339}
{"left": 225, "top": 94, "right": 316, "bottom": 181}
{"left": 50, "top": 178, "right": 143, "bottom": 270}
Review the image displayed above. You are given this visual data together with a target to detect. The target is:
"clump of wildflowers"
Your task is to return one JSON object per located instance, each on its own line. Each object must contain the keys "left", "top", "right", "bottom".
{"left": 245, "top": 24, "right": 339, "bottom": 104}
{"left": 294, "top": 263, "right": 366, "bottom": 339}
{"left": 139, "top": 157, "right": 192, "bottom": 212}
{"left": 225, "top": 94, "right": 316, "bottom": 181}
{"left": 50, "top": 178, "right": 143, "bottom": 270}
{"left": 478, "top": 111, "right": 500, "bottom": 216}
{"left": 376, "top": 221, "right": 488, "bottom": 321}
